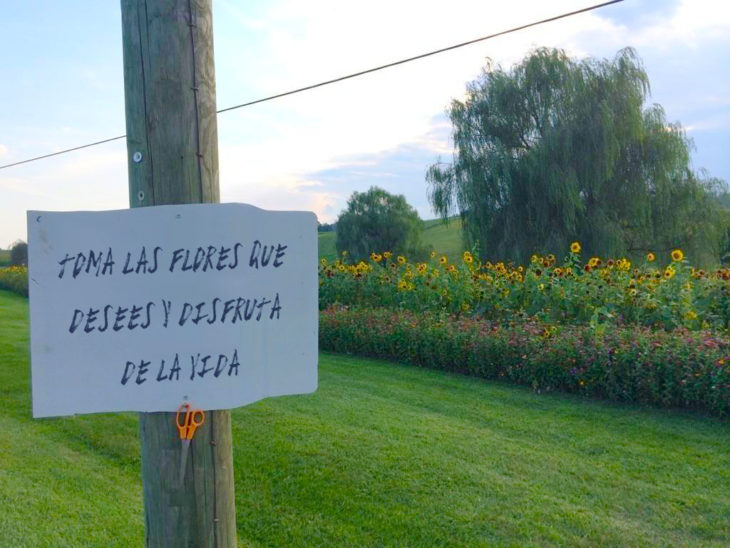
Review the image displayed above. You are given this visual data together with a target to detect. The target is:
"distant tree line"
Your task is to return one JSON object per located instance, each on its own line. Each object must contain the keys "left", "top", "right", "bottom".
{"left": 10, "top": 240, "right": 27, "bottom": 266}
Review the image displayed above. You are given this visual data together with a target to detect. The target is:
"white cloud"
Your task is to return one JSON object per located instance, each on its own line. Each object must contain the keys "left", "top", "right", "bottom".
{"left": 2, "top": 0, "right": 729, "bottom": 245}
{"left": 214, "top": 0, "right": 633, "bottom": 220}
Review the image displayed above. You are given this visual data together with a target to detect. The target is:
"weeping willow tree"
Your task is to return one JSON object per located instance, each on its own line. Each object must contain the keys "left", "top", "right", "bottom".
{"left": 427, "top": 47, "right": 725, "bottom": 265}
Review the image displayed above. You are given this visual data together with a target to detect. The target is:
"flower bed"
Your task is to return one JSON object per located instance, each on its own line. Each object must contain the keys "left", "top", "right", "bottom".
{"left": 320, "top": 246, "right": 730, "bottom": 331}
{"left": 320, "top": 306, "right": 730, "bottom": 417}
{"left": 0, "top": 266, "right": 28, "bottom": 297}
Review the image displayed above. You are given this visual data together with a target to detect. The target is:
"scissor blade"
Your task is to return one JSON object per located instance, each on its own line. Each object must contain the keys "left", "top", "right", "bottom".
{"left": 179, "top": 439, "right": 191, "bottom": 486}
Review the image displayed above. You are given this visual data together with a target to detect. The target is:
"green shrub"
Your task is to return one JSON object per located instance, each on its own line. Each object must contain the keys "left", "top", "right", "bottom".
{"left": 0, "top": 266, "right": 28, "bottom": 297}
{"left": 320, "top": 306, "right": 730, "bottom": 417}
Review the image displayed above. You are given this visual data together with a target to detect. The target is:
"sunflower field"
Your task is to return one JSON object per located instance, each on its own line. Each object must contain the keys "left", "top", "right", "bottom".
{"left": 319, "top": 245, "right": 730, "bottom": 332}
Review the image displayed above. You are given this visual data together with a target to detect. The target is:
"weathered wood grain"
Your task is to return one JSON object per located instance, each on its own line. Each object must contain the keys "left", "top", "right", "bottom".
{"left": 121, "top": 1, "right": 235, "bottom": 545}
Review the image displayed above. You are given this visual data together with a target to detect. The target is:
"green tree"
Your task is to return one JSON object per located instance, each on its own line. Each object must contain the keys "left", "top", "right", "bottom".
{"left": 10, "top": 240, "right": 27, "bottom": 266}
{"left": 336, "top": 186, "right": 425, "bottom": 261}
{"left": 427, "top": 47, "right": 724, "bottom": 265}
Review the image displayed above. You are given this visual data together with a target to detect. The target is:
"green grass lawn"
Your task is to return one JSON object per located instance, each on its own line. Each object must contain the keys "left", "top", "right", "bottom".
{"left": 319, "top": 217, "right": 464, "bottom": 262}
{"left": 422, "top": 216, "right": 464, "bottom": 261}
{"left": 318, "top": 231, "right": 338, "bottom": 261}
{"left": 1, "top": 289, "right": 729, "bottom": 546}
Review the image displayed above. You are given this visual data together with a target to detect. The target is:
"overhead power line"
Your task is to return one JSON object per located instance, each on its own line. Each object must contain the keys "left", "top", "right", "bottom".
{"left": 0, "top": 0, "right": 622, "bottom": 171}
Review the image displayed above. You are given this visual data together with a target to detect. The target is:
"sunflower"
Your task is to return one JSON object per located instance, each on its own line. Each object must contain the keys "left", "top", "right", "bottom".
{"left": 646, "top": 252, "right": 656, "bottom": 262}
{"left": 397, "top": 255, "right": 407, "bottom": 265}
{"left": 671, "top": 249, "right": 684, "bottom": 262}
{"left": 383, "top": 251, "right": 392, "bottom": 260}
{"left": 429, "top": 250, "right": 437, "bottom": 259}
{"left": 439, "top": 255, "right": 448, "bottom": 265}
{"left": 370, "top": 252, "right": 382, "bottom": 263}
{"left": 462, "top": 251, "right": 474, "bottom": 264}
{"left": 397, "top": 280, "right": 408, "bottom": 290}
{"left": 664, "top": 266, "right": 675, "bottom": 279}
{"left": 570, "top": 241, "right": 581, "bottom": 254}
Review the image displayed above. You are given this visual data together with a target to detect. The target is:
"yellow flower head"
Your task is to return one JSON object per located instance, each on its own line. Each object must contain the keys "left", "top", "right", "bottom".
{"left": 664, "top": 266, "right": 675, "bottom": 279}
{"left": 370, "top": 252, "right": 382, "bottom": 263}
{"left": 430, "top": 250, "right": 437, "bottom": 259}
{"left": 646, "top": 252, "right": 656, "bottom": 262}
{"left": 570, "top": 241, "right": 581, "bottom": 254}
{"left": 439, "top": 255, "right": 448, "bottom": 265}
{"left": 397, "top": 255, "right": 407, "bottom": 265}
{"left": 383, "top": 251, "right": 392, "bottom": 259}
{"left": 671, "top": 249, "right": 684, "bottom": 262}
{"left": 462, "top": 251, "right": 474, "bottom": 264}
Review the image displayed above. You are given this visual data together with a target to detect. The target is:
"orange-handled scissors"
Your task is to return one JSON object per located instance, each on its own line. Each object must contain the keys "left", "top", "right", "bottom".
{"left": 176, "top": 403, "right": 205, "bottom": 485}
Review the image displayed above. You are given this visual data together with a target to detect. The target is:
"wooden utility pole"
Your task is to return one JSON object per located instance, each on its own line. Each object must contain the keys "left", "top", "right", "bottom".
{"left": 120, "top": 1, "right": 237, "bottom": 545}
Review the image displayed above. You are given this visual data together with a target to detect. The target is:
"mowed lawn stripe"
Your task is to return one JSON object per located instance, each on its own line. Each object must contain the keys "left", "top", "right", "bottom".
{"left": 1, "top": 290, "right": 729, "bottom": 546}
{"left": 234, "top": 354, "right": 729, "bottom": 546}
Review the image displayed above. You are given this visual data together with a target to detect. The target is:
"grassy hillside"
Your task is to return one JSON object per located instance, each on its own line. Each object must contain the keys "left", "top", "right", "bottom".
{"left": 421, "top": 216, "right": 464, "bottom": 260}
{"left": 319, "top": 217, "right": 464, "bottom": 262}
{"left": 1, "top": 289, "right": 729, "bottom": 545}
{"left": 317, "top": 231, "right": 337, "bottom": 261}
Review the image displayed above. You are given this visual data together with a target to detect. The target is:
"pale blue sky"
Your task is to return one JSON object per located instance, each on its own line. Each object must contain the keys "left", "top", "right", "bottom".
{"left": 1, "top": 0, "right": 728, "bottom": 246}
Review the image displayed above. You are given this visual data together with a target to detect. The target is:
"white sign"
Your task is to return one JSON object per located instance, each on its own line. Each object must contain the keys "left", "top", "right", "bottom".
{"left": 27, "top": 203, "right": 317, "bottom": 417}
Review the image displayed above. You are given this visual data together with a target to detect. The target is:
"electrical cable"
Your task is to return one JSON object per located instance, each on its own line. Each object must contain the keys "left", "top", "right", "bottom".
{"left": 0, "top": 0, "right": 622, "bottom": 171}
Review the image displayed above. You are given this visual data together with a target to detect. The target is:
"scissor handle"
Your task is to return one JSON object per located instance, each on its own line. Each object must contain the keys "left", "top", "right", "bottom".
{"left": 190, "top": 408, "right": 205, "bottom": 427}
{"left": 184, "top": 409, "right": 205, "bottom": 440}
{"left": 176, "top": 403, "right": 190, "bottom": 438}
{"left": 175, "top": 403, "right": 205, "bottom": 440}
